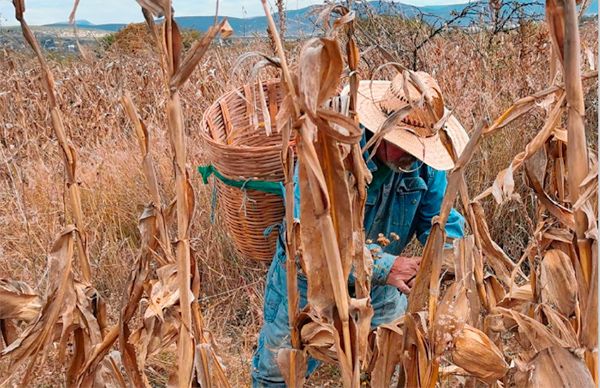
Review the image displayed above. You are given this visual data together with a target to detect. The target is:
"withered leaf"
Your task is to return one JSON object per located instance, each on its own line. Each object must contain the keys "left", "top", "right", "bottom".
{"left": 517, "top": 346, "right": 594, "bottom": 388}
{"left": 0, "top": 279, "right": 42, "bottom": 322}
{"left": 540, "top": 250, "right": 577, "bottom": 317}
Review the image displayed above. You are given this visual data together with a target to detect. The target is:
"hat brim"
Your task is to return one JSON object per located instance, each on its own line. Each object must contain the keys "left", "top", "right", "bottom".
{"left": 343, "top": 80, "right": 469, "bottom": 171}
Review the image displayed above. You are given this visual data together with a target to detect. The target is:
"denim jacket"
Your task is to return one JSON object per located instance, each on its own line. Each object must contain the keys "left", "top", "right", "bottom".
{"left": 273, "top": 139, "right": 465, "bottom": 287}
{"left": 364, "top": 156, "right": 465, "bottom": 285}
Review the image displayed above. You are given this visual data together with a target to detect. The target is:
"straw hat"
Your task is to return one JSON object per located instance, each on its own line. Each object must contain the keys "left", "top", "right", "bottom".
{"left": 346, "top": 71, "right": 469, "bottom": 171}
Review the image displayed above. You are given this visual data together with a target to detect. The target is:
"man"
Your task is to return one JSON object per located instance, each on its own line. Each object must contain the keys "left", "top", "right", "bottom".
{"left": 252, "top": 72, "right": 469, "bottom": 386}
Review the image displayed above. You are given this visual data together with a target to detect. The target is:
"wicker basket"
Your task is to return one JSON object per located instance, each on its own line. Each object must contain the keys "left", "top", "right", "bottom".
{"left": 200, "top": 79, "right": 288, "bottom": 261}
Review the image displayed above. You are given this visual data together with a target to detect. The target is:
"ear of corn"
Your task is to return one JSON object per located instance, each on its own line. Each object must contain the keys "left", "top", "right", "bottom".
{"left": 450, "top": 325, "right": 508, "bottom": 385}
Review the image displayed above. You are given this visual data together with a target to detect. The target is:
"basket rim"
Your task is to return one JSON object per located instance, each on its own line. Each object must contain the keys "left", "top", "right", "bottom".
{"left": 200, "top": 78, "right": 288, "bottom": 152}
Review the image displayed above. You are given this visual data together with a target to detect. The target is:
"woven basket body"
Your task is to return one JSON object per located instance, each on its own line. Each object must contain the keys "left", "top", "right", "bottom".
{"left": 201, "top": 80, "right": 286, "bottom": 261}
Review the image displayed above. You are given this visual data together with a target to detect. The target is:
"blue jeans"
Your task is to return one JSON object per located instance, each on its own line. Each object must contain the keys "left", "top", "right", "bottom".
{"left": 251, "top": 248, "right": 407, "bottom": 387}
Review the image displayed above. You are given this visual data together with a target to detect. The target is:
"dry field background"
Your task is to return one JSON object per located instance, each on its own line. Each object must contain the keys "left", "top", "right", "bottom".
{"left": 0, "top": 14, "right": 597, "bottom": 386}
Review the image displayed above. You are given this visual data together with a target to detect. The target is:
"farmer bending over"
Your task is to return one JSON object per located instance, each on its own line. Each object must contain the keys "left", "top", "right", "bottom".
{"left": 252, "top": 72, "right": 469, "bottom": 386}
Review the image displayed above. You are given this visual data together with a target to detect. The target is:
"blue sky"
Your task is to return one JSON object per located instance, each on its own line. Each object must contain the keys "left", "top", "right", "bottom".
{"left": 0, "top": 0, "right": 469, "bottom": 26}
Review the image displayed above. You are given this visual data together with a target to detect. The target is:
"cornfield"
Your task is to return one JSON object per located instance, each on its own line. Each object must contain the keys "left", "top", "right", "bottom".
{"left": 0, "top": 0, "right": 597, "bottom": 387}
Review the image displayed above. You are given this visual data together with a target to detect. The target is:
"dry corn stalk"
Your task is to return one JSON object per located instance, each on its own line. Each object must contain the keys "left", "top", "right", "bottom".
{"left": 136, "top": 2, "right": 229, "bottom": 386}
{"left": 1, "top": 227, "right": 119, "bottom": 386}
{"left": 12, "top": 0, "right": 93, "bottom": 285}
{"left": 294, "top": 37, "right": 362, "bottom": 385}
{"left": 556, "top": 1, "right": 598, "bottom": 373}
{"left": 259, "top": 3, "right": 305, "bottom": 387}
{"left": 77, "top": 3, "right": 230, "bottom": 386}
{"left": 0, "top": 1, "right": 113, "bottom": 385}
{"left": 262, "top": 2, "right": 372, "bottom": 385}
{"left": 368, "top": 4, "right": 597, "bottom": 381}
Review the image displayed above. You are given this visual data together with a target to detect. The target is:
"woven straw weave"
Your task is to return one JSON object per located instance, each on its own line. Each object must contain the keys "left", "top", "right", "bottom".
{"left": 200, "top": 79, "right": 287, "bottom": 261}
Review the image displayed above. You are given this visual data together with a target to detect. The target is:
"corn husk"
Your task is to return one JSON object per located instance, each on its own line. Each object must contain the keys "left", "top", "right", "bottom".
{"left": 450, "top": 324, "right": 508, "bottom": 384}
{"left": 539, "top": 249, "right": 577, "bottom": 317}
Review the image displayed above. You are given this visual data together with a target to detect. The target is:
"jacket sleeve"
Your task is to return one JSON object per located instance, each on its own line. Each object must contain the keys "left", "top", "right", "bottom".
{"left": 367, "top": 243, "right": 397, "bottom": 285}
{"left": 347, "top": 243, "right": 396, "bottom": 287}
{"left": 414, "top": 168, "right": 465, "bottom": 246}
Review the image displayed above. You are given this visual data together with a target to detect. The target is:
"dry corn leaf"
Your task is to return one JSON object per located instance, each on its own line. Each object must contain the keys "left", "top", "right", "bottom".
{"left": 220, "top": 19, "right": 233, "bottom": 38}
{"left": 539, "top": 250, "right": 577, "bottom": 317}
{"left": 580, "top": 240, "right": 598, "bottom": 349}
{"left": 496, "top": 307, "right": 566, "bottom": 352}
{"left": 0, "top": 226, "right": 88, "bottom": 386}
{"left": 170, "top": 19, "right": 226, "bottom": 91}
{"left": 450, "top": 324, "right": 508, "bottom": 384}
{"left": 546, "top": 0, "right": 566, "bottom": 69}
{"left": 452, "top": 236, "right": 481, "bottom": 326}
{"left": 146, "top": 264, "right": 180, "bottom": 321}
{"left": 402, "top": 312, "right": 430, "bottom": 387}
{"left": 525, "top": 146, "right": 548, "bottom": 190}
{"left": 300, "top": 321, "right": 337, "bottom": 363}
{"left": 0, "top": 320, "right": 18, "bottom": 351}
{"left": 484, "top": 86, "right": 560, "bottom": 135}
{"left": 136, "top": 0, "right": 169, "bottom": 17}
{"left": 471, "top": 202, "right": 514, "bottom": 285}
{"left": 0, "top": 279, "right": 42, "bottom": 322}
{"left": 516, "top": 346, "right": 594, "bottom": 388}
{"left": 478, "top": 92, "right": 565, "bottom": 204}
{"left": 525, "top": 164, "right": 576, "bottom": 229}
{"left": 542, "top": 227, "right": 573, "bottom": 244}
{"left": 408, "top": 223, "right": 446, "bottom": 315}
{"left": 536, "top": 304, "right": 579, "bottom": 348}
{"left": 497, "top": 283, "right": 533, "bottom": 309}
{"left": 127, "top": 308, "right": 179, "bottom": 386}
{"left": 95, "top": 354, "right": 127, "bottom": 388}
{"left": 572, "top": 169, "right": 600, "bottom": 239}
{"left": 315, "top": 4, "right": 355, "bottom": 36}
{"left": 118, "top": 206, "right": 159, "bottom": 387}
{"left": 67, "top": 282, "right": 107, "bottom": 385}
{"left": 368, "top": 318, "right": 404, "bottom": 387}
{"left": 484, "top": 275, "right": 506, "bottom": 308}
{"left": 194, "top": 343, "right": 212, "bottom": 388}
{"left": 349, "top": 297, "right": 374, "bottom": 367}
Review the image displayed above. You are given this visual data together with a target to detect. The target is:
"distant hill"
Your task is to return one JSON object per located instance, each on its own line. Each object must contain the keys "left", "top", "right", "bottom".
{"left": 43, "top": 0, "right": 598, "bottom": 36}
{"left": 47, "top": 19, "right": 94, "bottom": 27}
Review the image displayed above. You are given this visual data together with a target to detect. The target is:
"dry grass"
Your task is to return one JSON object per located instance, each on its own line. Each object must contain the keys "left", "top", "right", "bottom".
{"left": 0, "top": 15, "right": 597, "bottom": 386}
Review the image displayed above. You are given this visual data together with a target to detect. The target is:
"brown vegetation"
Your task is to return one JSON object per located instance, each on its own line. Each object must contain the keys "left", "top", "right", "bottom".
{"left": 0, "top": 1, "right": 597, "bottom": 386}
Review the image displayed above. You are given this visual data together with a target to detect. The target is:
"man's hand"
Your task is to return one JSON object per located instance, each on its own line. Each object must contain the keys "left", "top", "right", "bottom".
{"left": 386, "top": 256, "right": 422, "bottom": 294}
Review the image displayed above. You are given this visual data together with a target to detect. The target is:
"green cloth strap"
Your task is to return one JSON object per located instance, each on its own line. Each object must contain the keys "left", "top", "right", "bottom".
{"left": 197, "top": 165, "right": 284, "bottom": 197}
